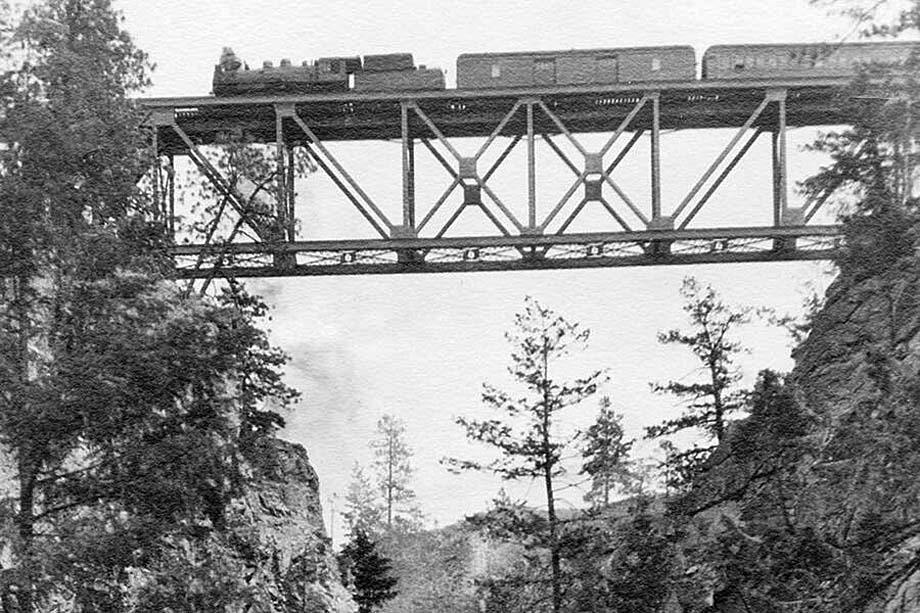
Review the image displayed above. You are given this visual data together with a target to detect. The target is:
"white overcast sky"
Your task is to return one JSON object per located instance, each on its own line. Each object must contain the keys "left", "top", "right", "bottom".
{"left": 114, "top": 0, "right": 863, "bottom": 534}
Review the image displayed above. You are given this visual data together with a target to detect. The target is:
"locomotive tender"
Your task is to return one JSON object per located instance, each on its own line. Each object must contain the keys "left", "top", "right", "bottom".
{"left": 212, "top": 41, "right": 919, "bottom": 97}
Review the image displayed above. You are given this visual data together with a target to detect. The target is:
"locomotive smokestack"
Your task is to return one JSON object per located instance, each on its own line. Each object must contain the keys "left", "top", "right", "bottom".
{"left": 219, "top": 47, "right": 242, "bottom": 72}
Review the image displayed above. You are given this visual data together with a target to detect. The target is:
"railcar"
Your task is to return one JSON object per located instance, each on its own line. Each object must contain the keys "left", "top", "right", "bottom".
{"left": 456, "top": 46, "right": 696, "bottom": 89}
{"left": 702, "top": 41, "right": 919, "bottom": 80}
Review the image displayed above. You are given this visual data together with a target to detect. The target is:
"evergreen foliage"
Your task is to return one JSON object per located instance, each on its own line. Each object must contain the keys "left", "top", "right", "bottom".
{"left": 342, "top": 461, "right": 385, "bottom": 537}
{"left": 579, "top": 396, "right": 633, "bottom": 507}
{"left": 375, "top": 527, "right": 478, "bottom": 613}
{"left": 0, "top": 1, "right": 298, "bottom": 609}
{"left": 648, "top": 6, "right": 920, "bottom": 606}
{"left": 669, "top": 360, "right": 920, "bottom": 609}
{"left": 567, "top": 502, "right": 676, "bottom": 613}
{"left": 803, "top": 1, "right": 920, "bottom": 280}
{"left": 371, "top": 414, "right": 419, "bottom": 530}
{"left": 339, "top": 529, "right": 399, "bottom": 613}
{"left": 647, "top": 277, "right": 751, "bottom": 444}
{"left": 445, "top": 296, "right": 606, "bottom": 613}
{"left": 645, "top": 277, "right": 750, "bottom": 493}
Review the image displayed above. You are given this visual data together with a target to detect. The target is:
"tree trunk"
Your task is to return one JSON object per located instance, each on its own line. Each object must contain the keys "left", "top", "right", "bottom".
{"left": 16, "top": 455, "right": 36, "bottom": 613}
{"left": 386, "top": 438, "right": 393, "bottom": 528}
{"left": 13, "top": 276, "right": 35, "bottom": 613}
{"left": 542, "top": 342, "right": 561, "bottom": 613}
{"left": 709, "top": 357, "right": 725, "bottom": 442}
{"left": 714, "top": 391, "right": 725, "bottom": 442}
{"left": 545, "top": 462, "right": 561, "bottom": 613}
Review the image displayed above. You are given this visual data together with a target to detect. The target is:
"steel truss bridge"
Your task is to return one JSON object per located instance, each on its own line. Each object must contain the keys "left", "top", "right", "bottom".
{"left": 141, "top": 77, "right": 852, "bottom": 278}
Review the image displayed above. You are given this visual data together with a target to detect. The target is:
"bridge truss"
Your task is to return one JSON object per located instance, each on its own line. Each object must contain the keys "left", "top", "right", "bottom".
{"left": 142, "top": 77, "right": 851, "bottom": 278}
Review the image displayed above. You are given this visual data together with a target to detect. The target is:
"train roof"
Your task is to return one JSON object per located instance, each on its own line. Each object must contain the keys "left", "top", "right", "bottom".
{"left": 703, "top": 40, "right": 920, "bottom": 53}
{"left": 457, "top": 45, "right": 695, "bottom": 60}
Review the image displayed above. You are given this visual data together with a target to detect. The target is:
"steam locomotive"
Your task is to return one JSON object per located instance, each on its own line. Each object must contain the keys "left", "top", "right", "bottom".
{"left": 212, "top": 41, "right": 919, "bottom": 97}
{"left": 212, "top": 48, "right": 443, "bottom": 96}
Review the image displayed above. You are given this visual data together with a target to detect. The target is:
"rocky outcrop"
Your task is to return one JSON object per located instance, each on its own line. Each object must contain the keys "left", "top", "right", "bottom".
{"left": 233, "top": 438, "right": 357, "bottom": 613}
{"left": 30, "top": 438, "right": 356, "bottom": 612}
{"left": 789, "top": 262, "right": 920, "bottom": 613}
{"left": 664, "top": 261, "right": 920, "bottom": 613}
{"left": 792, "top": 263, "right": 920, "bottom": 418}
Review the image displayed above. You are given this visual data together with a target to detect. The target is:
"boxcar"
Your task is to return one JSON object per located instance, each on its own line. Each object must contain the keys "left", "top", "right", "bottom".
{"left": 702, "top": 41, "right": 920, "bottom": 80}
{"left": 456, "top": 46, "right": 696, "bottom": 89}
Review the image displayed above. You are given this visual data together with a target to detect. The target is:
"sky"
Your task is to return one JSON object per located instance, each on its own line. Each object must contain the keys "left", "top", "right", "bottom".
{"left": 114, "top": 0, "right": 862, "bottom": 539}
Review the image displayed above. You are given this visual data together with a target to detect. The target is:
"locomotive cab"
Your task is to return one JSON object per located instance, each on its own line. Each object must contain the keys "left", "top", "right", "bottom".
{"left": 317, "top": 56, "right": 363, "bottom": 74}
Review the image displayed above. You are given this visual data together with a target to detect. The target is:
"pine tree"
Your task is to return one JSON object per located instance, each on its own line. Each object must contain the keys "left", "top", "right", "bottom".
{"left": 580, "top": 396, "right": 633, "bottom": 508}
{"left": 0, "top": 1, "right": 297, "bottom": 609}
{"left": 343, "top": 461, "right": 385, "bottom": 536}
{"left": 646, "top": 277, "right": 750, "bottom": 487}
{"left": 370, "top": 414, "right": 419, "bottom": 530}
{"left": 802, "top": 1, "right": 920, "bottom": 280}
{"left": 445, "top": 296, "right": 606, "bottom": 613}
{"left": 339, "top": 529, "right": 399, "bottom": 613}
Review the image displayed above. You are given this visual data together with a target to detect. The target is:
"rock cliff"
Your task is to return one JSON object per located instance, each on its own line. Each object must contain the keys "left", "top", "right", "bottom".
{"left": 233, "top": 438, "right": 357, "bottom": 613}
{"left": 792, "top": 264, "right": 920, "bottom": 417}
{"left": 789, "top": 262, "right": 920, "bottom": 613}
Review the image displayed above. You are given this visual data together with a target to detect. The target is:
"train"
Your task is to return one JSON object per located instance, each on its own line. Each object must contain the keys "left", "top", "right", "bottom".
{"left": 212, "top": 41, "right": 919, "bottom": 97}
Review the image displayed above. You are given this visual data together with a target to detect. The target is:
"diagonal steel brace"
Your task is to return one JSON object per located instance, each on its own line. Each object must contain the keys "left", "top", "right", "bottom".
{"left": 537, "top": 97, "right": 649, "bottom": 230}
{"left": 412, "top": 102, "right": 524, "bottom": 233}
{"left": 169, "top": 122, "right": 278, "bottom": 241}
{"left": 672, "top": 92, "right": 777, "bottom": 223}
{"left": 282, "top": 104, "right": 394, "bottom": 237}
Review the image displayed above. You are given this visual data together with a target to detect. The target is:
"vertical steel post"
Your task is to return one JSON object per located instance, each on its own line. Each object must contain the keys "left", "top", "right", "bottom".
{"left": 275, "top": 109, "right": 287, "bottom": 238}
{"left": 527, "top": 102, "right": 536, "bottom": 229}
{"left": 778, "top": 96, "right": 788, "bottom": 214}
{"left": 151, "top": 128, "right": 161, "bottom": 220}
{"left": 401, "top": 102, "right": 413, "bottom": 230}
{"left": 650, "top": 93, "right": 661, "bottom": 221}
{"left": 408, "top": 139, "right": 415, "bottom": 228}
{"left": 773, "top": 94, "right": 787, "bottom": 225}
{"left": 772, "top": 131, "right": 780, "bottom": 226}
{"left": 167, "top": 153, "right": 175, "bottom": 239}
{"left": 287, "top": 145, "right": 296, "bottom": 241}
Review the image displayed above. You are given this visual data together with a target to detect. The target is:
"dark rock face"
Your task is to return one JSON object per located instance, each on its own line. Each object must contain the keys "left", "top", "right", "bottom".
{"left": 671, "top": 264, "right": 920, "bottom": 613}
{"left": 232, "top": 438, "right": 357, "bottom": 613}
{"left": 792, "top": 268, "right": 920, "bottom": 417}
{"left": 790, "top": 265, "right": 920, "bottom": 613}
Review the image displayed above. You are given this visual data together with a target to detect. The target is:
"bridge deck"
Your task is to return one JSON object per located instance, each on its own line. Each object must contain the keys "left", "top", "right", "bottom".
{"left": 142, "top": 77, "right": 852, "bottom": 149}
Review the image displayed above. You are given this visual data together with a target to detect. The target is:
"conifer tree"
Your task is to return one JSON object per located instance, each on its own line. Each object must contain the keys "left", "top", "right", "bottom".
{"left": 343, "top": 461, "right": 385, "bottom": 536}
{"left": 580, "top": 396, "right": 633, "bottom": 507}
{"left": 445, "top": 296, "right": 606, "bottom": 613}
{"left": 801, "top": 1, "right": 920, "bottom": 279}
{"left": 646, "top": 278, "right": 750, "bottom": 487}
{"left": 0, "top": 1, "right": 297, "bottom": 609}
{"left": 371, "top": 414, "right": 419, "bottom": 530}
{"left": 339, "top": 529, "right": 399, "bottom": 613}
